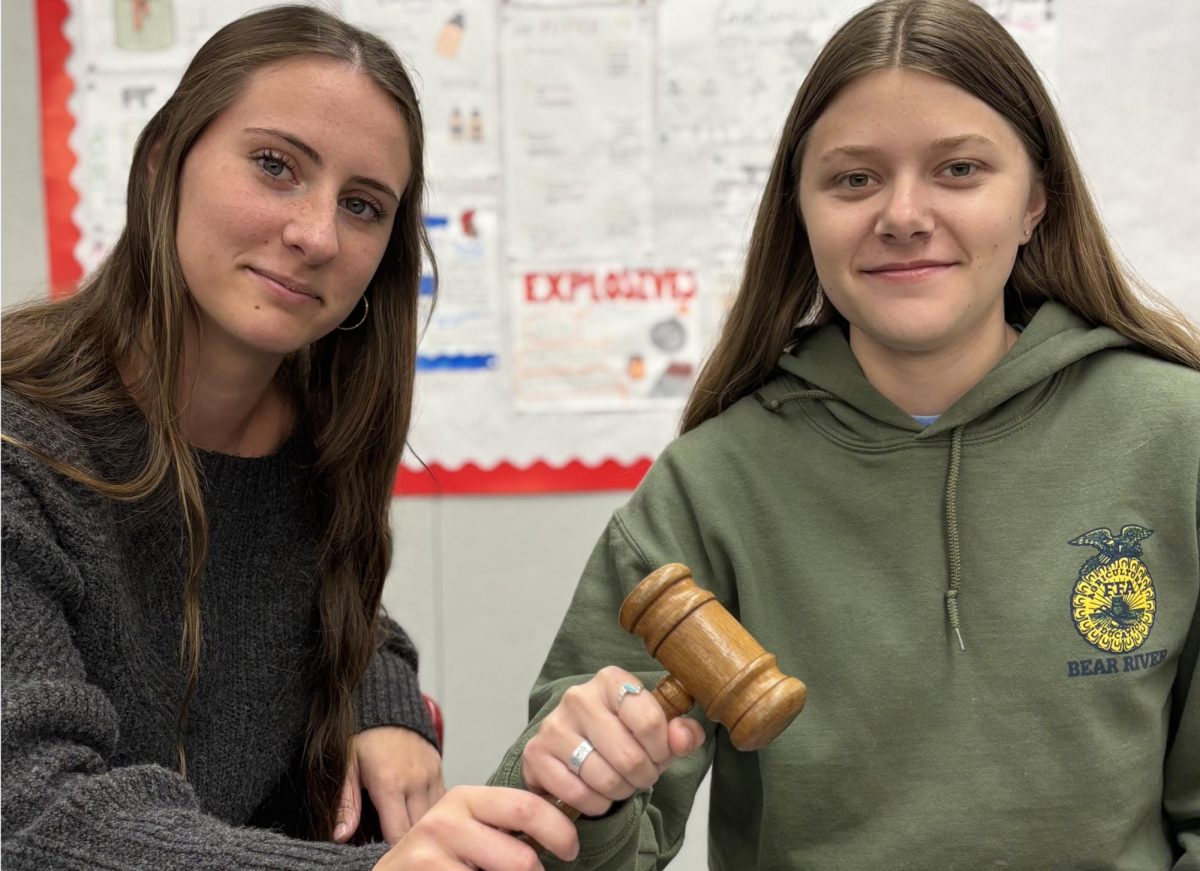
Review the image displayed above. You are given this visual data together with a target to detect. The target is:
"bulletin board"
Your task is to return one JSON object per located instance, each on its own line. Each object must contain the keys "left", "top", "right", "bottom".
{"left": 36, "top": 0, "right": 1058, "bottom": 494}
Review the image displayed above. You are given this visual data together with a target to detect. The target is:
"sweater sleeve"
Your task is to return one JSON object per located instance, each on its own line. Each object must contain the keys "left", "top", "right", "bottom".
{"left": 0, "top": 445, "right": 389, "bottom": 871}
{"left": 488, "top": 488, "right": 717, "bottom": 870}
{"left": 356, "top": 616, "right": 438, "bottom": 749}
{"left": 1165, "top": 507, "right": 1200, "bottom": 870}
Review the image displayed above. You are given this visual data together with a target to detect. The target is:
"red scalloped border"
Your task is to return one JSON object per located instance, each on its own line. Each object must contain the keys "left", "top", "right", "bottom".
{"left": 37, "top": 0, "right": 82, "bottom": 298}
{"left": 35, "top": 6, "right": 650, "bottom": 495}
{"left": 394, "top": 458, "right": 652, "bottom": 495}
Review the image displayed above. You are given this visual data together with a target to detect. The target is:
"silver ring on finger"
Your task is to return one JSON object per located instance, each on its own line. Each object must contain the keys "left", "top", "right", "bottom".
{"left": 567, "top": 738, "right": 595, "bottom": 775}
{"left": 616, "top": 681, "right": 644, "bottom": 710}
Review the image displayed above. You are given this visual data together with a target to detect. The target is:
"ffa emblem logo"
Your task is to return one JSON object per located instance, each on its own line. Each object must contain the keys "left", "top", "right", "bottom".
{"left": 1069, "top": 525, "right": 1155, "bottom": 653}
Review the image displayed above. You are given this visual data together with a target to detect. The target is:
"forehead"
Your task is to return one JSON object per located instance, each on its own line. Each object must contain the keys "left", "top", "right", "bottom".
{"left": 212, "top": 56, "right": 411, "bottom": 186}
{"left": 806, "top": 68, "right": 1026, "bottom": 156}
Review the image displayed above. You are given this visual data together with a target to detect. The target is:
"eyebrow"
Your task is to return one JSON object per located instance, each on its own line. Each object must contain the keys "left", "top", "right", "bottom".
{"left": 816, "top": 133, "right": 999, "bottom": 163}
{"left": 245, "top": 126, "right": 402, "bottom": 201}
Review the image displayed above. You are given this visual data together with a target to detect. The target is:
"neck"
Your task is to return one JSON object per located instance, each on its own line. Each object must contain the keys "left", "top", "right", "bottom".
{"left": 175, "top": 323, "right": 294, "bottom": 457}
{"left": 850, "top": 319, "right": 1019, "bottom": 418}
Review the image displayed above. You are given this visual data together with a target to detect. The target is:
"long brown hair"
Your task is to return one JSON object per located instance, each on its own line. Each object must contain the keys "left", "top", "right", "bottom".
{"left": 1, "top": 5, "right": 433, "bottom": 838}
{"left": 681, "top": 0, "right": 1200, "bottom": 434}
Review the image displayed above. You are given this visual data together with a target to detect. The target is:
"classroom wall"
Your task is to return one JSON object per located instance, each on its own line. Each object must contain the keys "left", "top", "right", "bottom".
{"left": 3, "top": 2, "right": 1197, "bottom": 867}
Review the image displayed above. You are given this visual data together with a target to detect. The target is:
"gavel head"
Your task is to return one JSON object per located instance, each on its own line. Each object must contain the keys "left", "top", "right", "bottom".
{"left": 619, "top": 563, "right": 807, "bottom": 751}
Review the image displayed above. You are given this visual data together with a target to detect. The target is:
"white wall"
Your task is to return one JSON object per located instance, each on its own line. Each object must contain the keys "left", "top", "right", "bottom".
{"left": 4, "top": 3, "right": 1197, "bottom": 868}
{"left": 2, "top": 1, "right": 51, "bottom": 307}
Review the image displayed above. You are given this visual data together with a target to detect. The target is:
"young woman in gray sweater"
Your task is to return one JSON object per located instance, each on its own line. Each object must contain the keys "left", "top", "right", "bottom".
{"left": 1, "top": 7, "right": 576, "bottom": 870}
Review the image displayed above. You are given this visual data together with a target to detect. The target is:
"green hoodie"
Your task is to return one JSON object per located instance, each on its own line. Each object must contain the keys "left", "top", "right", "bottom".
{"left": 491, "top": 301, "right": 1200, "bottom": 870}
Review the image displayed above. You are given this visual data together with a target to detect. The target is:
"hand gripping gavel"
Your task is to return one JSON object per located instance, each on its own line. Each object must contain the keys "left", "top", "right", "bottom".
{"left": 534, "top": 562, "right": 807, "bottom": 829}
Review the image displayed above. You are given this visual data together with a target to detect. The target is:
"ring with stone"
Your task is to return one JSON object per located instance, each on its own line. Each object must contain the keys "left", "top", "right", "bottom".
{"left": 567, "top": 738, "right": 595, "bottom": 775}
{"left": 616, "top": 681, "right": 644, "bottom": 710}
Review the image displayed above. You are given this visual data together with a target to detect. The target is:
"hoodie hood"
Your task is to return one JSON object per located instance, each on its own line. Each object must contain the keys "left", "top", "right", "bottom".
{"left": 761, "top": 300, "right": 1134, "bottom": 439}
{"left": 756, "top": 300, "right": 1136, "bottom": 650}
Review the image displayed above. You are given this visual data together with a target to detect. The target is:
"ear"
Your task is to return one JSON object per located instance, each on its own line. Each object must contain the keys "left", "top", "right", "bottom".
{"left": 1022, "top": 177, "right": 1048, "bottom": 242}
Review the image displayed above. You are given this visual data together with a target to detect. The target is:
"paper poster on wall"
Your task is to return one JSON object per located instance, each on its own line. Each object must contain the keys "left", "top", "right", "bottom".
{"left": 418, "top": 191, "right": 502, "bottom": 370}
{"left": 500, "top": 3, "right": 654, "bottom": 261}
{"left": 655, "top": 139, "right": 776, "bottom": 277}
{"left": 513, "top": 266, "right": 701, "bottom": 410}
{"left": 653, "top": 0, "right": 854, "bottom": 279}
{"left": 656, "top": 0, "right": 846, "bottom": 148}
{"left": 344, "top": 0, "right": 501, "bottom": 184}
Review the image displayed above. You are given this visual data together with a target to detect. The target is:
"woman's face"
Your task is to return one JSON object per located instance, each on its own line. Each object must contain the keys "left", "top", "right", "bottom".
{"left": 174, "top": 56, "right": 411, "bottom": 365}
{"left": 798, "top": 68, "right": 1045, "bottom": 364}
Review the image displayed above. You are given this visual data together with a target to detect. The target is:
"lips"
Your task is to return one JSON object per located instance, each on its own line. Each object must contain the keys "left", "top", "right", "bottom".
{"left": 861, "top": 261, "right": 957, "bottom": 282}
{"left": 863, "top": 260, "right": 956, "bottom": 273}
{"left": 248, "top": 267, "right": 318, "bottom": 301}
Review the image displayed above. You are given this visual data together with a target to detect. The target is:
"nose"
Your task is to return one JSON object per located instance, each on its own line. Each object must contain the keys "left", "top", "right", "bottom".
{"left": 281, "top": 193, "right": 339, "bottom": 265}
{"left": 874, "top": 176, "right": 934, "bottom": 243}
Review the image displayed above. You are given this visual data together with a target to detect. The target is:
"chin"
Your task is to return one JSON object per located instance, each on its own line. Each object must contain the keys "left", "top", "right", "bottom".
{"left": 235, "top": 327, "right": 317, "bottom": 359}
{"left": 862, "top": 315, "right": 958, "bottom": 353}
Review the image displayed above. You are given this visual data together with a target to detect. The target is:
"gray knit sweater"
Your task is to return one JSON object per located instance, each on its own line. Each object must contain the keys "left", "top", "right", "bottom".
{"left": 1, "top": 390, "right": 437, "bottom": 870}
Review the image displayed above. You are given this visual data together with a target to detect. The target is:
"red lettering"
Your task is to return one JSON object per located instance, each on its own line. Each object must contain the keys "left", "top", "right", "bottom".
{"left": 525, "top": 272, "right": 601, "bottom": 303}
{"left": 672, "top": 269, "right": 697, "bottom": 300}
{"left": 570, "top": 271, "right": 594, "bottom": 302}
{"left": 529, "top": 269, "right": 701, "bottom": 304}
{"left": 525, "top": 273, "right": 552, "bottom": 302}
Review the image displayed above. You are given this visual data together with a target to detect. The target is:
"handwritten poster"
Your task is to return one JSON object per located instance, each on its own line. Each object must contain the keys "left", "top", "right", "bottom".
{"left": 418, "top": 192, "right": 502, "bottom": 369}
{"left": 499, "top": 3, "right": 654, "bottom": 261}
{"left": 513, "top": 267, "right": 701, "bottom": 410}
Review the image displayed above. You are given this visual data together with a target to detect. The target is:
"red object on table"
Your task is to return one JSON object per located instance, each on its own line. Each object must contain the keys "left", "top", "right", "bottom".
{"left": 422, "top": 695, "right": 444, "bottom": 751}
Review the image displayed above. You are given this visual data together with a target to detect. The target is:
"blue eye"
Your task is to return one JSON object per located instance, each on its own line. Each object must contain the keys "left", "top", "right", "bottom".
{"left": 342, "top": 196, "right": 385, "bottom": 222}
{"left": 945, "top": 161, "right": 977, "bottom": 178}
{"left": 842, "top": 172, "right": 872, "bottom": 188}
{"left": 253, "top": 150, "right": 294, "bottom": 179}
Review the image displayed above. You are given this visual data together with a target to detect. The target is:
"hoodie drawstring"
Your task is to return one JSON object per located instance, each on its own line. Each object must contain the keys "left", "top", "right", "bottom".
{"left": 944, "top": 426, "right": 965, "bottom": 651}
{"left": 761, "top": 389, "right": 969, "bottom": 651}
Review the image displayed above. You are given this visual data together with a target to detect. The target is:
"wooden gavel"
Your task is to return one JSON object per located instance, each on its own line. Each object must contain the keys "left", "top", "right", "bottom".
{"left": 619, "top": 562, "right": 807, "bottom": 750}
{"left": 537, "top": 562, "right": 807, "bottom": 828}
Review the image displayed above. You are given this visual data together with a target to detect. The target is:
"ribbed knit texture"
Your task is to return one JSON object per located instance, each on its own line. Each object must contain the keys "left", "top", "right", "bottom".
{"left": 1, "top": 390, "right": 433, "bottom": 869}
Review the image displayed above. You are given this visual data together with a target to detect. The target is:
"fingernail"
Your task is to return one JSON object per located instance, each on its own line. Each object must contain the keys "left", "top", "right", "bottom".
{"left": 333, "top": 823, "right": 348, "bottom": 841}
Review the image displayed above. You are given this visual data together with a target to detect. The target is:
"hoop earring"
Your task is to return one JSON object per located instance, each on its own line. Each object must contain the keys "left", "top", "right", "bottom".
{"left": 338, "top": 295, "right": 370, "bottom": 331}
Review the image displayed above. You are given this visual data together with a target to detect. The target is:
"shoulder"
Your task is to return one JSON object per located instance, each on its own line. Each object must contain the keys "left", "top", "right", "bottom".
{"left": 1071, "top": 348, "right": 1200, "bottom": 420}
{"left": 631, "top": 375, "right": 799, "bottom": 506}
{"left": 662, "top": 374, "right": 803, "bottom": 461}
{"left": 1083, "top": 346, "right": 1200, "bottom": 384}
{"left": 2, "top": 389, "right": 90, "bottom": 472}
{"left": 1, "top": 389, "right": 126, "bottom": 544}
{"left": 2, "top": 393, "right": 100, "bottom": 606}
{"left": 3, "top": 388, "right": 63, "bottom": 438}
{"left": 3, "top": 387, "right": 150, "bottom": 477}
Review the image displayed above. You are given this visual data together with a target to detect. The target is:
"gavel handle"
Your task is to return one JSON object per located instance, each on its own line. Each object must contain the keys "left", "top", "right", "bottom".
{"left": 519, "top": 674, "right": 695, "bottom": 845}
{"left": 650, "top": 673, "right": 695, "bottom": 720}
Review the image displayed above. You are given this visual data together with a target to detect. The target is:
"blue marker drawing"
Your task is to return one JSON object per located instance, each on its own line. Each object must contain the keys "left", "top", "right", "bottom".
{"left": 417, "top": 354, "right": 497, "bottom": 371}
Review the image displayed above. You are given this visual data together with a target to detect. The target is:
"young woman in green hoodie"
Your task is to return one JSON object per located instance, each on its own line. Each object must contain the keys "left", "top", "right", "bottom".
{"left": 493, "top": 0, "right": 1200, "bottom": 868}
